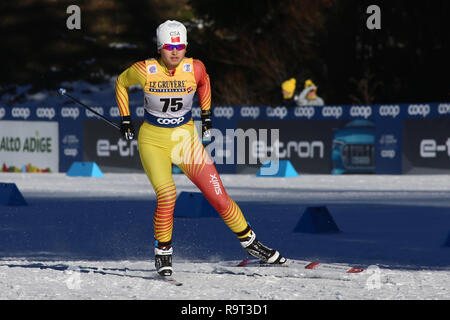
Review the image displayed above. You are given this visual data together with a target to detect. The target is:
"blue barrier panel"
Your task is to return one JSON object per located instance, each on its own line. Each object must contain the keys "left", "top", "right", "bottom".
{"left": 66, "top": 162, "right": 104, "bottom": 177}
{"left": 293, "top": 206, "right": 340, "bottom": 234}
{"left": 0, "top": 182, "right": 28, "bottom": 206}
{"left": 256, "top": 160, "right": 299, "bottom": 177}
{"left": 174, "top": 192, "right": 218, "bottom": 218}
{"left": 444, "top": 232, "right": 450, "bottom": 247}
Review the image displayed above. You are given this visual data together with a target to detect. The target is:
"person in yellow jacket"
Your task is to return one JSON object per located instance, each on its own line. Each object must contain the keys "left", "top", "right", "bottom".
{"left": 281, "top": 78, "right": 325, "bottom": 107}
{"left": 115, "top": 20, "right": 286, "bottom": 276}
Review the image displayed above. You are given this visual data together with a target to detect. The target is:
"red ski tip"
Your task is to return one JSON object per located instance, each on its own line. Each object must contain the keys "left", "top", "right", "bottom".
{"left": 347, "top": 267, "right": 364, "bottom": 273}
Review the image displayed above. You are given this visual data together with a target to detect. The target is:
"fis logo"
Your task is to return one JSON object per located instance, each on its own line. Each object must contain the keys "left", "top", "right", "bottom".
{"left": 183, "top": 63, "right": 192, "bottom": 72}
{"left": 148, "top": 65, "right": 157, "bottom": 74}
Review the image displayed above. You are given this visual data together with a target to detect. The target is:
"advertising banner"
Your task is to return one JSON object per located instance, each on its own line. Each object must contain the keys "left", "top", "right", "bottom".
{"left": 1, "top": 101, "right": 449, "bottom": 174}
{"left": 402, "top": 117, "right": 450, "bottom": 174}
{"left": 83, "top": 120, "right": 143, "bottom": 172}
{"left": 0, "top": 120, "right": 59, "bottom": 172}
{"left": 236, "top": 118, "right": 376, "bottom": 174}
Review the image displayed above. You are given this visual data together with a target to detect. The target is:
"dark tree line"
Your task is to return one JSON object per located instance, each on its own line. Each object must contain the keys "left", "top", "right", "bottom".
{"left": 0, "top": 0, "right": 448, "bottom": 105}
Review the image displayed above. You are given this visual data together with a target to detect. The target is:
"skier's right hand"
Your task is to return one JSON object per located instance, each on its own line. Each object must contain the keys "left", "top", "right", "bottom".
{"left": 120, "top": 115, "right": 135, "bottom": 140}
{"left": 201, "top": 109, "right": 212, "bottom": 139}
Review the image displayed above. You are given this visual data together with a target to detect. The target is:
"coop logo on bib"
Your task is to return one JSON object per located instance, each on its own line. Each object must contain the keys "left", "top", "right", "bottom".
{"left": 157, "top": 116, "right": 185, "bottom": 125}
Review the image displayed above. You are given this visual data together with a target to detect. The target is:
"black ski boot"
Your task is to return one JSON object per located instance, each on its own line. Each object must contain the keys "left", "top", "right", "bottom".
{"left": 240, "top": 231, "right": 286, "bottom": 264}
{"left": 155, "top": 246, "right": 173, "bottom": 276}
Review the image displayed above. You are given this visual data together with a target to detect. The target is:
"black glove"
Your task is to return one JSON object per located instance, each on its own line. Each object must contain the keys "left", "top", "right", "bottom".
{"left": 201, "top": 109, "right": 212, "bottom": 138}
{"left": 120, "top": 115, "right": 135, "bottom": 140}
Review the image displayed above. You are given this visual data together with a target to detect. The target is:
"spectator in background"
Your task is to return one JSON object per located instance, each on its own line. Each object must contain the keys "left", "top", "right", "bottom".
{"left": 297, "top": 79, "right": 325, "bottom": 106}
{"left": 281, "top": 78, "right": 297, "bottom": 106}
{"left": 281, "top": 78, "right": 325, "bottom": 107}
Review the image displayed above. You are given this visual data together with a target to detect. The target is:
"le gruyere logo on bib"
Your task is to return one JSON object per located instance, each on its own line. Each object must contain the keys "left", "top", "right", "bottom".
{"left": 148, "top": 80, "right": 187, "bottom": 93}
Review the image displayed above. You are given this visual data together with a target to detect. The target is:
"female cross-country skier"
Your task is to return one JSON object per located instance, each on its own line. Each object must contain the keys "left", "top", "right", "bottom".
{"left": 115, "top": 20, "right": 286, "bottom": 276}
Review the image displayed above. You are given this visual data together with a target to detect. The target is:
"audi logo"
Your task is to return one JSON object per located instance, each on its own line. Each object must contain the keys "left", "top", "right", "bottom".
{"left": 157, "top": 116, "right": 185, "bottom": 125}
{"left": 11, "top": 107, "right": 31, "bottom": 119}
{"left": 266, "top": 106, "right": 288, "bottom": 119}
{"left": 379, "top": 105, "right": 400, "bottom": 118}
{"left": 213, "top": 107, "right": 234, "bottom": 119}
{"left": 0, "top": 107, "right": 5, "bottom": 119}
{"left": 294, "top": 106, "right": 315, "bottom": 119}
{"left": 408, "top": 104, "right": 430, "bottom": 117}
{"left": 36, "top": 107, "right": 56, "bottom": 119}
{"left": 240, "top": 107, "right": 260, "bottom": 119}
{"left": 322, "top": 106, "right": 343, "bottom": 119}
{"left": 61, "top": 107, "right": 80, "bottom": 119}
{"left": 350, "top": 106, "right": 372, "bottom": 119}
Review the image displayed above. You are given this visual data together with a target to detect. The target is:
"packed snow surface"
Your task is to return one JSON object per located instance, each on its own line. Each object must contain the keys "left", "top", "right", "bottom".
{"left": 0, "top": 173, "right": 449, "bottom": 300}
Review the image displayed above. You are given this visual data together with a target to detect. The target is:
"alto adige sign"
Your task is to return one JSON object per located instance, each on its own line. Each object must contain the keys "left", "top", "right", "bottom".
{"left": 0, "top": 120, "right": 59, "bottom": 172}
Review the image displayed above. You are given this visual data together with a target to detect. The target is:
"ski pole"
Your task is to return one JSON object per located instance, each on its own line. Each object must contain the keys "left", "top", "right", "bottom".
{"left": 58, "top": 88, "right": 121, "bottom": 131}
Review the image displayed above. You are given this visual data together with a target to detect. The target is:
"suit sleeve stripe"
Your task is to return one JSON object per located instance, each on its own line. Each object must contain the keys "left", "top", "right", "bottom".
{"left": 133, "top": 62, "right": 147, "bottom": 77}
{"left": 115, "top": 80, "right": 130, "bottom": 116}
